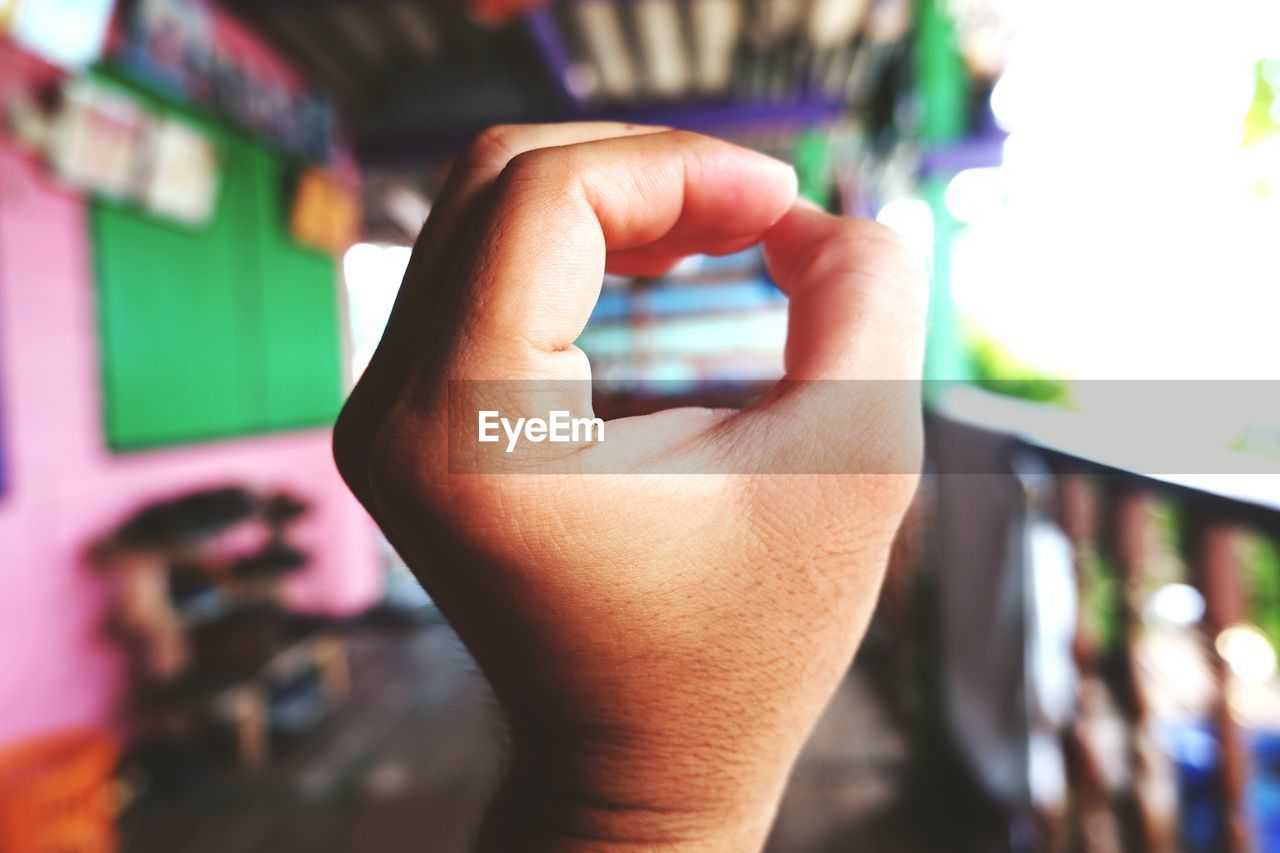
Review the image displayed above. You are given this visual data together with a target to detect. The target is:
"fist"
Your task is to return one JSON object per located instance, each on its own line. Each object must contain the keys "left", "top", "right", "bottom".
{"left": 333, "top": 124, "right": 927, "bottom": 850}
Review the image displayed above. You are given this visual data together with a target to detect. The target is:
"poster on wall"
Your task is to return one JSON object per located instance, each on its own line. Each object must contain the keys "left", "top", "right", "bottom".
{"left": 30, "top": 78, "right": 222, "bottom": 226}
{"left": 123, "top": 0, "right": 213, "bottom": 98}
{"left": 47, "top": 81, "right": 150, "bottom": 199}
{"left": 9, "top": 0, "right": 117, "bottom": 69}
{"left": 291, "top": 169, "right": 360, "bottom": 256}
{"left": 141, "top": 119, "right": 219, "bottom": 225}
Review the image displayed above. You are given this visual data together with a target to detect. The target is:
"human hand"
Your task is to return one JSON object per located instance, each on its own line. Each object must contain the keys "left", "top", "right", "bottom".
{"left": 333, "top": 123, "right": 927, "bottom": 850}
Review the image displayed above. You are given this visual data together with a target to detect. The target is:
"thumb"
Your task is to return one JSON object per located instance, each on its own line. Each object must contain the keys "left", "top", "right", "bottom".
{"left": 764, "top": 205, "right": 928, "bottom": 381}
{"left": 709, "top": 206, "right": 928, "bottom": 475}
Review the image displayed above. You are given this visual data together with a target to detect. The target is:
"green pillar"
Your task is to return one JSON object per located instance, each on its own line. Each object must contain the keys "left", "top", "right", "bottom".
{"left": 921, "top": 177, "right": 969, "bottom": 386}
{"left": 916, "top": 0, "right": 972, "bottom": 385}
{"left": 793, "top": 129, "right": 834, "bottom": 209}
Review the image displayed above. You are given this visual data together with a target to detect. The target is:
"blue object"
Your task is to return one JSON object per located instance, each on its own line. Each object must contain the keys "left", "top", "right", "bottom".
{"left": 1163, "top": 721, "right": 1280, "bottom": 851}
{"left": 587, "top": 278, "right": 783, "bottom": 324}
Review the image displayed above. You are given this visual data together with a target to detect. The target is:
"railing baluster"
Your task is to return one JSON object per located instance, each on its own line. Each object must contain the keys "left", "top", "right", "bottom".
{"left": 1189, "top": 516, "right": 1251, "bottom": 851}
{"left": 1106, "top": 487, "right": 1155, "bottom": 851}
{"left": 1058, "top": 471, "right": 1132, "bottom": 852}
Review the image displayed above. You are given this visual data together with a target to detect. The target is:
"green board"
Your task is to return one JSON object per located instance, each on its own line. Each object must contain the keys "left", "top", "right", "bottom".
{"left": 915, "top": 0, "right": 974, "bottom": 387}
{"left": 92, "top": 114, "right": 342, "bottom": 450}
{"left": 243, "top": 145, "right": 344, "bottom": 431}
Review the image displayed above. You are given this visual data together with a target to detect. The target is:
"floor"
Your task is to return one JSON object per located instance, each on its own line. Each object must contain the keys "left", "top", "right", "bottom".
{"left": 121, "top": 618, "right": 997, "bottom": 853}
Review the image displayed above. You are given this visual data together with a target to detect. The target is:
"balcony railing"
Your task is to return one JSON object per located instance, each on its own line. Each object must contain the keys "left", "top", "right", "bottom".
{"left": 934, "top": 388, "right": 1280, "bottom": 852}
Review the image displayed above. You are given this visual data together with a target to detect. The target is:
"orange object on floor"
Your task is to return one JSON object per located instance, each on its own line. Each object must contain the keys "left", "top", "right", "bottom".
{"left": 0, "top": 729, "right": 120, "bottom": 853}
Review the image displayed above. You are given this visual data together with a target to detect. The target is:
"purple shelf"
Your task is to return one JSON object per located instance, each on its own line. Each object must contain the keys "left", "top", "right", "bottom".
{"left": 918, "top": 133, "right": 1009, "bottom": 177}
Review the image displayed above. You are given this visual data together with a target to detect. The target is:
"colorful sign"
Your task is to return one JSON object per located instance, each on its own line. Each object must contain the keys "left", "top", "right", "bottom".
{"left": 119, "top": 0, "right": 334, "bottom": 162}
{"left": 291, "top": 169, "right": 360, "bottom": 256}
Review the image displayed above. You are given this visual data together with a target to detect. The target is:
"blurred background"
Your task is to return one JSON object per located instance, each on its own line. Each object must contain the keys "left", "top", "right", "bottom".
{"left": 1, "top": 0, "right": 1279, "bottom": 851}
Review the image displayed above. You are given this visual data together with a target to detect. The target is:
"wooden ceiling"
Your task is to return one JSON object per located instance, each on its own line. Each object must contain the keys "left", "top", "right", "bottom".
{"left": 217, "top": 0, "right": 915, "bottom": 166}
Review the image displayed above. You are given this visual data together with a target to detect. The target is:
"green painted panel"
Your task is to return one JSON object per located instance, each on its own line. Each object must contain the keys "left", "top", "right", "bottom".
{"left": 242, "top": 146, "right": 343, "bottom": 431}
{"left": 93, "top": 127, "right": 258, "bottom": 449}
{"left": 915, "top": 0, "right": 974, "bottom": 387}
{"left": 915, "top": 0, "right": 970, "bottom": 145}
{"left": 93, "top": 102, "right": 343, "bottom": 449}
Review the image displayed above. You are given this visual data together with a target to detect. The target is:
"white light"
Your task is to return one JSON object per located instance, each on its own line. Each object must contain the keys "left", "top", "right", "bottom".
{"left": 1263, "top": 59, "right": 1280, "bottom": 87}
{"left": 952, "top": 0, "right": 1280, "bottom": 380}
{"left": 945, "top": 167, "right": 1005, "bottom": 223}
{"left": 343, "top": 243, "right": 412, "bottom": 379}
{"left": 1217, "top": 623, "right": 1277, "bottom": 683}
{"left": 1145, "top": 583, "right": 1205, "bottom": 627}
{"left": 989, "top": 70, "right": 1018, "bottom": 132}
{"left": 875, "top": 198, "right": 934, "bottom": 266}
{"left": 11, "top": 0, "right": 114, "bottom": 69}
{"left": 343, "top": 243, "right": 411, "bottom": 291}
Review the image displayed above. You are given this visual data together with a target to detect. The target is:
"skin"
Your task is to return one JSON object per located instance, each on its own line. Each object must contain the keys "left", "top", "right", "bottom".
{"left": 332, "top": 123, "right": 928, "bottom": 851}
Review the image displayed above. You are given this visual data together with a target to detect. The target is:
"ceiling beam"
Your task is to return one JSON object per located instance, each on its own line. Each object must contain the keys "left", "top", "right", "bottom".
{"left": 357, "top": 96, "right": 845, "bottom": 164}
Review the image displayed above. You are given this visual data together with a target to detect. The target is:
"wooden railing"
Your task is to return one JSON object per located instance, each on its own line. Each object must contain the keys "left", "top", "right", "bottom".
{"left": 1035, "top": 448, "right": 1280, "bottom": 851}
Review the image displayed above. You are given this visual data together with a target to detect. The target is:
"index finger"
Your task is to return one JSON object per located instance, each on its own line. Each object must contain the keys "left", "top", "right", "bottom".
{"left": 447, "top": 130, "right": 798, "bottom": 379}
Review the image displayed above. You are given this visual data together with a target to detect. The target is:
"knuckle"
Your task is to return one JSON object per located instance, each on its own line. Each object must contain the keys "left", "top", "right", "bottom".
{"left": 500, "top": 146, "right": 573, "bottom": 193}
{"left": 846, "top": 220, "right": 928, "bottom": 281}
{"left": 791, "top": 229, "right": 862, "bottom": 284}
{"left": 458, "top": 124, "right": 524, "bottom": 171}
{"left": 811, "top": 219, "right": 929, "bottom": 307}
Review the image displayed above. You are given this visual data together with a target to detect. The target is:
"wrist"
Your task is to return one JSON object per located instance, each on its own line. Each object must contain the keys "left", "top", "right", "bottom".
{"left": 475, "top": 778, "right": 778, "bottom": 852}
{"left": 475, "top": 730, "right": 790, "bottom": 851}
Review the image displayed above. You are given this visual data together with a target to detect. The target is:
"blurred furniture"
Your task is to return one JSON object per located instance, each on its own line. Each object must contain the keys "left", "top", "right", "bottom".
{"left": 94, "top": 487, "right": 349, "bottom": 772}
{"left": 0, "top": 729, "right": 120, "bottom": 853}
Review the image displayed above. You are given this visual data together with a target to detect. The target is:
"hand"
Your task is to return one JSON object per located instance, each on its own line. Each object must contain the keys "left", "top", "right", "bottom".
{"left": 333, "top": 123, "right": 927, "bottom": 850}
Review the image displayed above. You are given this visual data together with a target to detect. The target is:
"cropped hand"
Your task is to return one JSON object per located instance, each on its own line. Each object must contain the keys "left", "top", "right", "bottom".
{"left": 333, "top": 123, "right": 927, "bottom": 851}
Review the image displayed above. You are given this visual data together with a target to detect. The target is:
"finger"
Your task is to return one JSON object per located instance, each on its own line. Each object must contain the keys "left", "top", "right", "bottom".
{"left": 363, "top": 122, "right": 669, "bottom": 373}
{"left": 707, "top": 206, "right": 929, "bottom": 475}
{"left": 763, "top": 205, "right": 928, "bottom": 381}
{"left": 427, "top": 123, "right": 672, "bottom": 269}
{"left": 334, "top": 122, "right": 668, "bottom": 508}
{"left": 447, "top": 130, "right": 798, "bottom": 379}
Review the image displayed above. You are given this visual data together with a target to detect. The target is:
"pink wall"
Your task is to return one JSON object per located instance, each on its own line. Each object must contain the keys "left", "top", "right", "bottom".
{"left": 0, "top": 84, "right": 380, "bottom": 750}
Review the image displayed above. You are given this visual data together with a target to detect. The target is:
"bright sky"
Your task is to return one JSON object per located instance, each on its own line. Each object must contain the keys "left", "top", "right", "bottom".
{"left": 343, "top": 243, "right": 410, "bottom": 379}
{"left": 949, "top": 0, "right": 1280, "bottom": 379}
